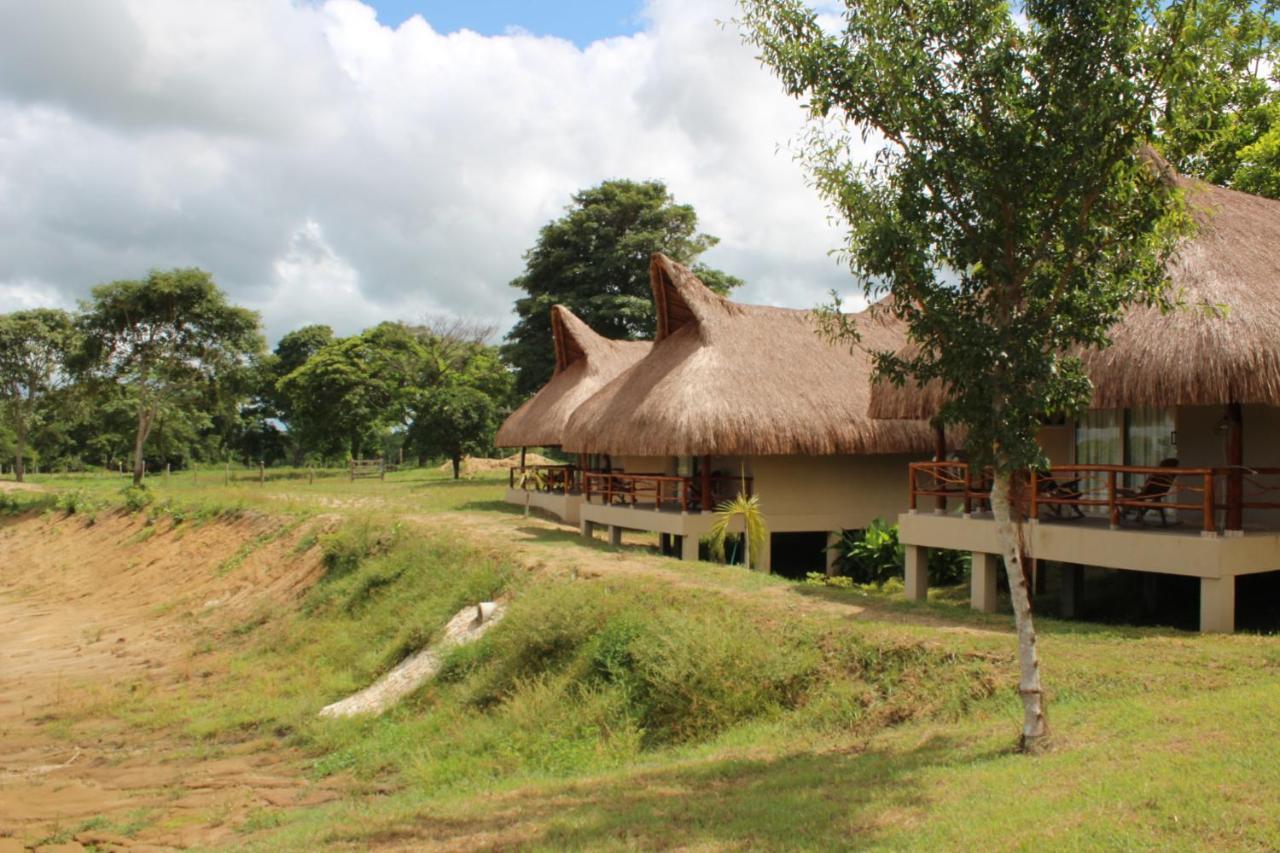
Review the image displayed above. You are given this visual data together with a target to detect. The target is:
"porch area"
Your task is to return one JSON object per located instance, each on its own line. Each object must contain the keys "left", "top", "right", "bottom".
{"left": 899, "top": 461, "right": 1280, "bottom": 632}
{"left": 504, "top": 463, "right": 582, "bottom": 523}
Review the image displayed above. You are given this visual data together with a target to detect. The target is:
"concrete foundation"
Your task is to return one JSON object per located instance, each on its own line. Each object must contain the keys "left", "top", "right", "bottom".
{"left": 971, "top": 551, "right": 999, "bottom": 613}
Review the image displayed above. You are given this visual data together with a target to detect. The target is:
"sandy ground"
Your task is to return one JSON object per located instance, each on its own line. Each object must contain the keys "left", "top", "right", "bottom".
{"left": 0, "top": 510, "right": 335, "bottom": 851}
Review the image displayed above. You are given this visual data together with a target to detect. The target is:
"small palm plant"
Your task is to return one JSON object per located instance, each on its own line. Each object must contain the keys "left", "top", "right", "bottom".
{"left": 707, "top": 470, "right": 768, "bottom": 570}
{"left": 513, "top": 467, "right": 547, "bottom": 517}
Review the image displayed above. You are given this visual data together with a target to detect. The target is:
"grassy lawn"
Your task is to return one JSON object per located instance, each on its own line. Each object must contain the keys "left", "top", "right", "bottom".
{"left": 5, "top": 470, "right": 1278, "bottom": 850}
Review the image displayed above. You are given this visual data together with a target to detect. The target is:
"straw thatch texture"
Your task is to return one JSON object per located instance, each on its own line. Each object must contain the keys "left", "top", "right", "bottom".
{"left": 494, "top": 306, "right": 650, "bottom": 447}
{"left": 560, "top": 254, "right": 938, "bottom": 456}
{"left": 870, "top": 178, "right": 1280, "bottom": 420}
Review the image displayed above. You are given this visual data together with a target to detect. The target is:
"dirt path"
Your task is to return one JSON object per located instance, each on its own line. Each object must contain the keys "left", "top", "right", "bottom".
{"left": 0, "top": 511, "right": 337, "bottom": 850}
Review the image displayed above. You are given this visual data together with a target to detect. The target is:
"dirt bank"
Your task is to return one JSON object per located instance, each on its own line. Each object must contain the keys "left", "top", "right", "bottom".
{"left": 0, "top": 510, "right": 335, "bottom": 850}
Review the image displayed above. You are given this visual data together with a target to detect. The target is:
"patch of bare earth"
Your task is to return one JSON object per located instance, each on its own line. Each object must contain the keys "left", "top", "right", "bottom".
{"left": 0, "top": 510, "right": 337, "bottom": 850}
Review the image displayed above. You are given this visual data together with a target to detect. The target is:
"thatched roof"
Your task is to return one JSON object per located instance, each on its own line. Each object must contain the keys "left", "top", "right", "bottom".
{"left": 870, "top": 178, "right": 1280, "bottom": 420}
{"left": 494, "top": 306, "right": 650, "bottom": 448}
{"left": 560, "top": 254, "right": 938, "bottom": 456}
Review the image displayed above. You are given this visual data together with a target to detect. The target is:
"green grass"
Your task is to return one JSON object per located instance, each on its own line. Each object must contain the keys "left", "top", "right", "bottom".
{"left": 13, "top": 464, "right": 511, "bottom": 522}
{"left": 9, "top": 470, "right": 1279, "bottom": 849}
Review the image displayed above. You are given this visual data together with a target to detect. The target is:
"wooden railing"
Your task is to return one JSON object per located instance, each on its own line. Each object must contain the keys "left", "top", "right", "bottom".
{"left": 905, "top": 461, "right": 1280, "bottom": 534}
{"left": 581, "top": 472, "right": 753, "bottom": 512}
{"left": 509, "top": 464, "right": 577, "bottom": 493}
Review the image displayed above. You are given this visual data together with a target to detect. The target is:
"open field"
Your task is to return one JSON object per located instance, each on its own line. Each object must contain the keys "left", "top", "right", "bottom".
{"left": 2, "top": 469, "right": 1278, "bottom": 850}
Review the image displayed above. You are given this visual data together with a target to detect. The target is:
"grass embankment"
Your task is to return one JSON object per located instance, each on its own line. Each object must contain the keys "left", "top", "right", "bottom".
{"left": 6, "top": 473, "right": 1280, "bottom": 849}
{"left": 97, "top": 512, "right": 1000, "bottom": 848}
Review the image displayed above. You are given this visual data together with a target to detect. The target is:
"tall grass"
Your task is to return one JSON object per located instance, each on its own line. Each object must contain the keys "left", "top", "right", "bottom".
{"left": 111, "top": 516, "right": 1000, "bottom": 808}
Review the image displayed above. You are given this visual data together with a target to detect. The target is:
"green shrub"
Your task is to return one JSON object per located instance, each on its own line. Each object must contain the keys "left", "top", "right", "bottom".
{"left": 316, "top": 518, "right": 403, "bottom": 582}
{"left": 121, "top": 484, "right": 154, "bottom": 513}
{"left": 830, "top": 520, "right": 970, "bottom": 586}
{"left": 831, "top": 519, "right": 904, "bottom": 584}
{"left": 54, "top": 489, "right": 96, "bottom": 515}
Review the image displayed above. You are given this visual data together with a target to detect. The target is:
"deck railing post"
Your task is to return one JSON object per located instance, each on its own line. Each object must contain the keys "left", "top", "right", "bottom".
{"left": 1107, "top": 469, "right": 1118, "bottom": 528}
{"left": 963, "top": 463, "right": 973, "bottom": 515}
{"left": 1029, "top": 469, "right": 1038, "bottom": 520}
{"left": 1204, "top": 471, "right": 1217, "bottom": 535}
{"left": 909, "top": 465, "right": 918, "bottom": 511}
{"left": 680, "top": 477, "right": 688, "bottom": 513}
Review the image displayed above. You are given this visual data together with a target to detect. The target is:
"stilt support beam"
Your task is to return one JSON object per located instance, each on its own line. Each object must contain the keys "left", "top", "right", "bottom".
{"left": 905, "top": 545, "right": 928, "bottom": 602}
{"left": 971, "top": 552, "right": 999, "bottom": 613}
{"left": 1200, "top": 576, "right": 1236, "bottom": 633}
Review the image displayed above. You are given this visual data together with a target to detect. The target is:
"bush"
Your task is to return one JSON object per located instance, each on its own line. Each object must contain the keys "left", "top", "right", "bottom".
{"left": 121, "top": 484, "right": 154, "bottom": 513}
{"left": 830, "top": 520, "right": 970, "bottom": 587}
{"left": 830, "top": 519, "right": 904, "bottom": 584}
{"left": 54, "top": 489, "right": 95, "bottom": 515}
{"left": 316, "top": 518, "right": 403, "bottom": 582}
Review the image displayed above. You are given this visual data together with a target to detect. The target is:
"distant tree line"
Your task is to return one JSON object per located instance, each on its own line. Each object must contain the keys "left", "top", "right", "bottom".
{"left": 2, "top": 177, "right": 748, "bottom": 483}
{"left": 0, "top": 269, "right": 514, "bottom": 483}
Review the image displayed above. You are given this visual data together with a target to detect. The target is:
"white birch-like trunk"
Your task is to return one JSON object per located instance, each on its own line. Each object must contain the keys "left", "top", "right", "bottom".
{"left": 989, "top": 470, "right": 1049, "bottom": 751}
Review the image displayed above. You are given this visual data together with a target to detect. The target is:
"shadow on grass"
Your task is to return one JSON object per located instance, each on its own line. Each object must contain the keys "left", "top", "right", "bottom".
{"left": 456, "top": 499, "right": 525, "bottom": 515}
{"left": 787, "top": 582, "right": 1188, "bottom": 639}
{"left": 387, "top": 734, "right": 1004, "bottom": 849}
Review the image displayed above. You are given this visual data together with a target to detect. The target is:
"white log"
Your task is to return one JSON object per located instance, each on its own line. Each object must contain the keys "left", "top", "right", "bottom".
{"left": 319, "top": 602, "right": 505, "bottom": 719}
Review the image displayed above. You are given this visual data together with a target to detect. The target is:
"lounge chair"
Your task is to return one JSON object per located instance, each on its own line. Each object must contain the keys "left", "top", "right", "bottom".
{"left": 1118, "top": 458, "right": 1180, "bottom": 527}
{"left": 1037, "top": 474, "right": 1085, "bottom": 519}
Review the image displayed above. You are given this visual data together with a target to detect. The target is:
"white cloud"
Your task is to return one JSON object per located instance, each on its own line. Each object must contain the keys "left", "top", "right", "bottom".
{"left": 0, "top": 0, "right": 872, "bottom": 344}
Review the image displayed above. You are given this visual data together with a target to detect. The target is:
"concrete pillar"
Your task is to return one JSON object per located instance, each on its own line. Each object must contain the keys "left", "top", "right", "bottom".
{"left": 904, "top": 545, "right": 928, "bottom": 602}
{"left": 1060, "top": 563, "right": 1085, "bottom": 619}
{"left": 608, "top": 525, "right": 623, "bottom": 547}
{"left": 1200, "top": 576, "right": 1236, "bottom": 633}
{"left": 757, "top": 532, "right": 773, "bottom": 573}
{"left": 825, "top": 531, "right": 841, "bottom": 577}
{"left": 580, "top": 519, "right": 594, "bottom": 541}
{"left": 680, "top": 534, "right": 699, "bottom": 562}
{"left": 970, "top": 552, "right": 999, "bottom": 613}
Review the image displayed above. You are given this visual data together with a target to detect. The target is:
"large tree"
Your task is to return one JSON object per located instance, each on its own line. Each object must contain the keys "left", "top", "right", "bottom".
{"left": 410, "top": 385, "right": 499, "bottom": 480}
{"left": 277, "top": 322, "right": 428, "bottom": 461}
{"left": 79, "top": 268, "right": 263, "bottom": 486}
{"left": 502, "top": 179, "right": 743, "bottom": 396}
{"left": 741, "top": 0, "right": 1190, "bottom": 750}
{"left": 0, "top": 309, "right": 77, "bottom": 481}
{"left": 1156, "top": 0, "right": 1280, "bottom": 198}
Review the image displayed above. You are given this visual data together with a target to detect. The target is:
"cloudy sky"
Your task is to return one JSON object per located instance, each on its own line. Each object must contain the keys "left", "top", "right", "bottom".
{"left": 0, "top": 0, "right": 862, "bottom": 346}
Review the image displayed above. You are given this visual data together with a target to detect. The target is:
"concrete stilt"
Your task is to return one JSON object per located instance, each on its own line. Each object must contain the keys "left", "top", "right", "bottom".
{"left": 579, "top": 519, "right": 594, "bottom": 541}
{"left": 680, "top": 534, "right": 699, "bottom": 562}
{"left": 1060, "top": 563, "right": 1085, "bottom": 619}
{"left": 904, "top": 545, "right": 928, "bottom": 602}
{"left": 970, "top": 552, "right": 999, "bottom": 613}
{"left": 608, "top": 525, "right": 623, "bottom": 547}
{"left": 757, "top": 532, "right": 773, "bottom": 573}
{"left": 1200, "top": 576, "right": 1236, "bottom": 633}
{"left": 825, "top": 531, "right": 841, "bottom": 577}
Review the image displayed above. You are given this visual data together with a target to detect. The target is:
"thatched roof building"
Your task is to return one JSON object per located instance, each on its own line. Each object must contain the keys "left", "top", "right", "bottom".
{"left": 869, "top": 178, "right": 1280, "bottom": 420}
{"left": 495, "top": 306, "right": 650, "bottom": 448}
{"left": 560, "top": 254, "right": 938, "bottom": 457}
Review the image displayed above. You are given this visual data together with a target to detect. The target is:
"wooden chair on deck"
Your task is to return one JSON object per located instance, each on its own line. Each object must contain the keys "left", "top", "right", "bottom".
{"left": 1118, "top": 458, "right": 1179, "bottom": 527}
{"left": 1037, "top": 474, "right": 1085, "bottom": 519}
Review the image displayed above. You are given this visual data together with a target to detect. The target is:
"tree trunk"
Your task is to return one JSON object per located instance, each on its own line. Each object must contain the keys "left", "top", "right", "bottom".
{"left": 451, "top": 453, "right": 461, "bottom": 480}
{"left": 989, "top": 470, "right": 1049, "bottom": 751}
{"left": 131, "top": 403, "right": 157, "bottom": 487}
{"left": 13, "top": 417, "right": 26, "bottom": 483}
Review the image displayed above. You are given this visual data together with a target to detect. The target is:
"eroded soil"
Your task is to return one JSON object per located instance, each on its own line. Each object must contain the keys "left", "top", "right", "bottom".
{"left": 0, "top": 510, "right": 335, "bottom": 850}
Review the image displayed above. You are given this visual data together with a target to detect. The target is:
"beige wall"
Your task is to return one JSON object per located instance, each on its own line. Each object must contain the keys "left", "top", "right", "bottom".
{"left": 746, "top": 452, "right": 923, "bottom": 533}
{"left": 1177, "top": 404, "right": 1280, "bottom": 529}
{"left": 1038, "top": 425, "right": 1074, "bottom": 466}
